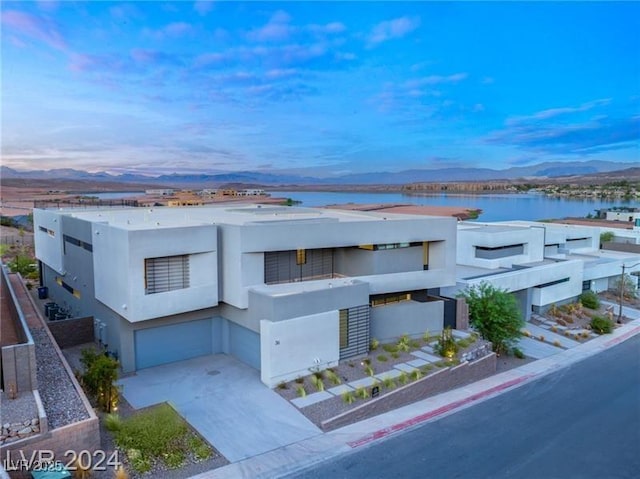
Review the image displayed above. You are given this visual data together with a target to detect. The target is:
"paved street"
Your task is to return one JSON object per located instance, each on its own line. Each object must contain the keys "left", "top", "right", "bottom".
{"left": 288, "top": 335, "right": 640, "bottom": 479}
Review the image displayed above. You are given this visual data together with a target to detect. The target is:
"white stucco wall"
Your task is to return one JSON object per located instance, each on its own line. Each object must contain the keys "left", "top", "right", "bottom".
{"left": 370, "top": 300, "right": 444, "bottom": 342}
{"left": 260, "top": 311, "right": 339, "bottom": 387}
{"left": 92, "top": 223, "right": 218, "bottom": 322}
{"left": 457, "top": 226, "right": 544, "bottom": 269}
{"left": 33, "top": 209, "right": 65, "bottom": 274}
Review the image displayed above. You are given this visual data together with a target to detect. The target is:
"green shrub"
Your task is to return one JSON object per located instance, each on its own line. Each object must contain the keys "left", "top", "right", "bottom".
{"left": 512, "top": 347, "right": 525, "bottom": 359}
{"left": 164, "top": 450, "right": 186, "bottom": 469}
{"left": 310, "top": 375, "right": 325, "bottom": 392}
{"left": 410, "top": 369, "right": 422, "bottom": 381}
{"left": 580, "top": 291, "right": 600, "bottom": 310}
{"left": 391, "top": 351, "right": 400, "bottom": 359}
{"left": 364, "top": 364, "right": 375, "bottom": 377}
{"left": 325, "top": 369, "right": 341, "bottom": 385}
{"left": 397, "top": 334, "right": 411, "bottom": 352}
{"left": 104, "top": 413, "right": 122, "bottom": 432}
{"left": 422, "top": 330, "right": 431, "bottom": 342}
{"left": 434, "top": 327, "right": 459, "bottom": 358}
{"left": 590, "top": 315, "right": 613, "bottom": 334}
{"left": 342, "top": 391, "right": 355, "bottom": 404}
{"left": 377, "top": 354, "right": 388, "bottom": 362}
{"left": 382, "top": 344, "right": 398, "bottom": 353}
{"left": 296, "top": 385, "right": 307, "bottom": 397}
{"left": 355, "top": 386, "right": 369, "bottom": 399}
{"left": 277, "top": 381, "right": 288, "bottom": 390}
{"left": 382, "top": 376, "right": 396, "bottom": 389}
{"left": 398, "top": 371, "right": 409, "bottom": 385}
{"left": 370, "top": 338, "right": 380, "bottom": 351}
{"left": 188, "top": 436, "right": 212, "bottom": 461}
{"left": 79, "top": 348, "right": 119, "bottom": 412}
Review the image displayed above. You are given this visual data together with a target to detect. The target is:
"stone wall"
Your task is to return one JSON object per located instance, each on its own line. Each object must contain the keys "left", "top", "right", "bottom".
{"left": 47, "top": 316, "right": 94, "bottom": 349}
{"left": 321, "top": 353, "right": 497, "bottom": 431}
{"left": 0, "top": 417, "right": 100, "bottom": 479}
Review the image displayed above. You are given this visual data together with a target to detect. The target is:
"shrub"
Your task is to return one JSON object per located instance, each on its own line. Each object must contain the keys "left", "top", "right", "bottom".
{"left": 550, "top": 325, "right": 558, "bottom": 333}
{"left": 391, "top": 351, "right": 400, "bottom": 359}
{"left": 538, "top": 335, "right": 545, "bottom": 342}
{"left": 277, "top": 381, "right": 288, "bottom": 390}
{"left": 458, "top": 282, "right": 524, "bottom": 354}
{"left": 580, "top": 291, "right": 600, "bottom": 310}
{"left": 397, "top": 334, "right": 411, "bottom": 352}
{"left": 410, "top": 369, "right": 422, "bottom": 381}
{"left": 590, "top": 316, "right": 613, "bottom": 334}
{"left": 434, "top": 327, "right": 459, "bottom": 358}
{"left": 325, "top": 369, "right": 341, "bottom": 386}
{"left": 296, "top": 385, "right": 307, "bottom": 397}
{"left": 377, "top": 354, "right": 388, "bottom": 362}
{"left": 370, "top": 338, "right": 380, "bottom": 351}
{"left": 383, "top": 344, "right": 398, "bottom": 353}
{"left": 398, "top": 371, "right": 409, "bottom": 385}
{"left": 310, "top": 375, "right": 325, "bottom": 392}
{"left": 188, "top": 436, "right": 212, "bottom": 461}
{"left": 382, "top": 376, "right": 396, "bottom": 389}
{"left": 104, "top": 413, "right": 122, "bottom": 432}
{"left": 409, "top": 340, "right": 421, "bottom": 349}
{"left": 295, "top": 376, "right": 304, "bottom": 384}
{"left": 79, "top": 348, "right": 119, "bottom": 412}
{"left": 423, "top": 330, "right": 431, "bottom": 343}
{"left": 342, "top": 391, "right": 356, "bottom": 404}
{"left": 512, "top": 347, "right": 525, "bottom": 359}
{"left": 553, "top": 340, "right": 562, "bottom": 347}
{"left": 355, "top": 386, "right": 369, "bottom": 399}
{"left": 364, "top": 364, "right": 375, "bottom": 377}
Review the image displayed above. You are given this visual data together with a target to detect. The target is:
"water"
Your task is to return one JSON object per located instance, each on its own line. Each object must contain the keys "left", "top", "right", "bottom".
{"left": 270, "top": 191, "right": 637, "bottom": 222}
{"left": 82, "top": 191, "right": 144, "bottom": 200}
{"left": 87, "top": 189, "right": 637, "bottom": 222}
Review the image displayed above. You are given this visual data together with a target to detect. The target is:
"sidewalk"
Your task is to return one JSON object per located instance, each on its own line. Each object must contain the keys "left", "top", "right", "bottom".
{"left": 191, "top": 316, "right": 640, "bottom": 479}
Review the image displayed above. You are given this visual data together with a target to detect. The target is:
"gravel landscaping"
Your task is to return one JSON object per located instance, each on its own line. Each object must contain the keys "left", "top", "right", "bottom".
{"left": 30, "top": 327, "right": 89, "bottom": 429}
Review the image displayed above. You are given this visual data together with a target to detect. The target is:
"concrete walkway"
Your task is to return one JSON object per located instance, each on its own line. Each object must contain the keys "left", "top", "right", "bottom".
{"left": 601, "top": 300, "right": 640, "bottom": 320}
{"left": 522, "top": 323, "right": 581, "bottom": 349}
{"left": 191, "top": 317, "right": 640, "bottom": 479}
{"left": 118, "top": 354, "right": 320, "bottom": 463}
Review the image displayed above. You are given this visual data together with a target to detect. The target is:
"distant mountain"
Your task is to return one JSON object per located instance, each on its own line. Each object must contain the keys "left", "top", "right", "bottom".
{"left": 1, "top": 161, "right": 637, "bottom": 187}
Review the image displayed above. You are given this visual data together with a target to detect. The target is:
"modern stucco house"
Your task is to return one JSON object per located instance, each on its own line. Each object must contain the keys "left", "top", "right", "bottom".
{"left": 34, "top": 205, "right": 457, "bottom": 387}
{"left": 442, "top": 220, "right": 640, "bottom": 318}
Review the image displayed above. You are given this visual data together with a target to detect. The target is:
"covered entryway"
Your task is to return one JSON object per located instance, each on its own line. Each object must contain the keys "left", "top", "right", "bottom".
{"left": 134, "top": 319, "right": 212, "bottom": 370}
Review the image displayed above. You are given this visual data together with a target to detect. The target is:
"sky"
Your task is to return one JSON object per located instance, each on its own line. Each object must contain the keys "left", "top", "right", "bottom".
{"left": 1, "top": 1, "right": 639, "bottom": 177}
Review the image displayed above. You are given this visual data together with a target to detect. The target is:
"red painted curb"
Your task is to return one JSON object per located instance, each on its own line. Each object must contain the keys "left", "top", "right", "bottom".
{"left": 604, "top": 326, "right": 640, "bottom": 348}
{"left": 347, "top": 374, "right": 534, "bottom": 448}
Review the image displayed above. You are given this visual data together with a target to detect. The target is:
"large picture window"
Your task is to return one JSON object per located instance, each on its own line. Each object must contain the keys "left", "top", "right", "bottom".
{"left": 145, "top": 255, "right": 190, "bottom": 294}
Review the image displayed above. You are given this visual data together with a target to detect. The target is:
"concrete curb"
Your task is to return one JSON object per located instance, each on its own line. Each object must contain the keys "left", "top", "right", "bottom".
{"left": 191, "top": 317, "right": 640, "bottom": 479}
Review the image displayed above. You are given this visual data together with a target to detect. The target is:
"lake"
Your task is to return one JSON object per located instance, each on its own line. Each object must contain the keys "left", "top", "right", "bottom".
{"left": 88, "top": 190, "right": 637, "bottom": 222}
{"left": 269, "top": 191, "right": 638, "bottom": 222}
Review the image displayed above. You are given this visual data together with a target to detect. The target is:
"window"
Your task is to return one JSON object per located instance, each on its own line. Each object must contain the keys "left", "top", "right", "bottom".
{"left": 423, "top": 242, "right": 430, "bottom": 270}
{"left": 339, "top": 309, "right": 349, "bottom": 348}
{"left": 475, "top": 244, "right": 524, "bottom": 259}
{"left": 39, "top": 226, "right": 55, "bottom": 237}
{"left": 145, "top": 255, "right": 190, "bottom": 294}
{"left": 296, "top": 249, "right": 306, "bottom": 265}
{"left": 64, "top": 234, "right": 93, "bottom": 253}
{"left": 370, "top": 292, "right": 412, "bottom": 307}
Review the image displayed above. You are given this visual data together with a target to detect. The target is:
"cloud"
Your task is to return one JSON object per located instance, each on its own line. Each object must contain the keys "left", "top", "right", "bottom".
{"left": 144, "top": 22, "right": 193, "bottom": 39}
{"left": 193, "top": 1, "right": 215, "bottom": 16}
{"left": 481, "top": 76, "right": 494, "bottom": 85}
{"left": 488, "top": 100, "right": 639, "bottom": 156}
{"left": 367, "top": 16, "right": 421, "bottom": 46}
{"left": 1, "top": 10, "right": 66, "bottom": 50}
{"left": 247, "top": 10, "right": 293, "bottom": 42}
{"left": 507, "top": 98, "right": 612, "bottom": 125}
{"left": 404, "top": 73, "right": 468, "bottom": 89}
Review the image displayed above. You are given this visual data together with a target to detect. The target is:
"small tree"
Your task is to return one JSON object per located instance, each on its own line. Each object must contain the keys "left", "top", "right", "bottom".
{"left": 80, "top": 348, "right": 120, "bottom": 412}
{"left": 458, "top": 282, "right": 524, "bottom": 355}
{"left": 614, "top": 274, "right": 637, "bottom": 301}
{"left": 599, "top": 231, "right": 614, "bottom": 246}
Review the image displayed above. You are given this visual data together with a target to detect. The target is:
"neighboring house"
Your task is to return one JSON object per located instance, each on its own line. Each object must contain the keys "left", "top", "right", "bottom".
{"left": 33, "top": 205, "right": 457, "bottom": 387}
{"left": 442, "top": 221, "right": 640, "bottom": 318}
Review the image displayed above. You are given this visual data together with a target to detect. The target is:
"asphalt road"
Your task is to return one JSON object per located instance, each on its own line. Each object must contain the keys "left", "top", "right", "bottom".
{"left": 290, "top": 335, "right": 640, "bottom": 479}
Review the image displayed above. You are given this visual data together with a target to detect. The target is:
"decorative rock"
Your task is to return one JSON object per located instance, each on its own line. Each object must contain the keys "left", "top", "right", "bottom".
{"left": 31, "top": 418, "right": 39, "bottom": 426}
{"left": 18, "top": 426, "right": 32, "bottom": 435}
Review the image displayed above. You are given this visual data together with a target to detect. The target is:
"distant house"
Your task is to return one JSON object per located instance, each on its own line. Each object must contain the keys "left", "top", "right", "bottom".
{"left": 145, "top": 189, "right": 174, "bottom": 196}
{"left": 33, "top": 205, "right": 457, "bottom": 387}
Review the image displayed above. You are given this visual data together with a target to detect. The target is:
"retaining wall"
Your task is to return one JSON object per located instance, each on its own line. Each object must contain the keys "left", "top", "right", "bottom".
{"left": 47, "top": 317, "right": 94, "bottom": 349}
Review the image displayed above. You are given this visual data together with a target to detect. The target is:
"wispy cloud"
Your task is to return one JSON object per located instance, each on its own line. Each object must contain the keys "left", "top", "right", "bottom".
{"left": 404, "top": 73, "right": 468, "bottom": 89}
{"left": 367, "top": 16, "right": 421, "bottom": 47}
{"left": 144, "top": 22, "right": 194, "bottom": 39}
{"left": 488, "top": 100, "right": 639, "bottom": 155}
{"left": 1, "top": 10, "right": 66, "bottom": 50}
{"left": 248, "top": 10, "right": 293, "bottom": 42}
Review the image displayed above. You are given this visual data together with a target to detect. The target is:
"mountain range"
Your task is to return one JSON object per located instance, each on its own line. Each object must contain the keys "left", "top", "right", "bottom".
{"left": 1, "top": 161, "right": 638, "bottom": 187}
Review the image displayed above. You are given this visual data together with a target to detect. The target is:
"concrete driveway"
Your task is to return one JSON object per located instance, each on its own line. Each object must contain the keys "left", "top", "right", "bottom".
{"left": 118, "top": 354, "right": 321, "bottom": 462}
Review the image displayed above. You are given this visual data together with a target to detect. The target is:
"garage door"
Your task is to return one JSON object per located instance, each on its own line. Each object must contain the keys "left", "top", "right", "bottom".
{"left": 135, "top": 319, "right": 212, "bottom": 370}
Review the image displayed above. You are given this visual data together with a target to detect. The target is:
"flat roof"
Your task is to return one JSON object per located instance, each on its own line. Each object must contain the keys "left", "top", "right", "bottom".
{"left": 49, "top": 204, "right": 450, "bottom": 229}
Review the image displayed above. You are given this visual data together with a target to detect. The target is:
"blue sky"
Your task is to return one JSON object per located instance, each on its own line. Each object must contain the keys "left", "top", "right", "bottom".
{"left": 1, "top": 1, "right": 638, "bottom": 177}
